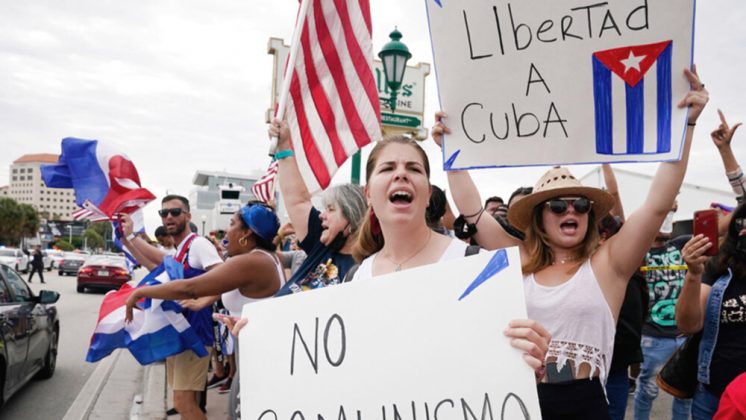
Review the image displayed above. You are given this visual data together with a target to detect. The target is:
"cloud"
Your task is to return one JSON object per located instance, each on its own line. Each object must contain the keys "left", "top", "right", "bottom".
{"left": 1, "top": 0, "right": 745, "bottom": 232}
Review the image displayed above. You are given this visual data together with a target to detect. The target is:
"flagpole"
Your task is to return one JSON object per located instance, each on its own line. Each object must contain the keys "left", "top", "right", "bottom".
{"left": 268, "top": 0, "right": 312, "bottom": 156}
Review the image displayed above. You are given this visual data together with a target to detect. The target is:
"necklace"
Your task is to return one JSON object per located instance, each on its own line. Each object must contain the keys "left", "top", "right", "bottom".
{"left": 383, "top": 230, "right": 433, "bottom": 272}
{"left": 552, "top": 255, "right": 581, "bottom": 265}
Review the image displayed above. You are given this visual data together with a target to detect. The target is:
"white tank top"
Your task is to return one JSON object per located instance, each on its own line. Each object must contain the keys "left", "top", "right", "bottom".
{"left": 524, "top": 259, "right": 616, "bottom": 385}
{"left": 221, "top": 249, "right": 286, "bottom": 317}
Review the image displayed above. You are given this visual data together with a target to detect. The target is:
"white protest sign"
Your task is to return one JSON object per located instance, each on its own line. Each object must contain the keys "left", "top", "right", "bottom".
{"left": 425, "top": 0, "right": 695, "bottom": 170}
{"left": 239, "top": 247, "right": 540, "bottom": 419}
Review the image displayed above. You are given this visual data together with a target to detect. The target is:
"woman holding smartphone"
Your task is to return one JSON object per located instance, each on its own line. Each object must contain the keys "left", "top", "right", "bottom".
{"left": 677, "top": 204, "right": 746, "bottom": 419}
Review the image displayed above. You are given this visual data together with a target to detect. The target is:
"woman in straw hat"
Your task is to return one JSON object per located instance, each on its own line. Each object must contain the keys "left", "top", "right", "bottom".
{"left": 432, "top": 67, "right": 708, "bottom": 419}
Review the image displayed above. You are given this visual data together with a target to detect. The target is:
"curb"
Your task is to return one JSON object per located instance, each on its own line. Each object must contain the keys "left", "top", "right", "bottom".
{"left": 137, "top": 362, "right": 167, "bottom": 419}
{"left": 62, "top": 350, "right": 120, "bottom": 420}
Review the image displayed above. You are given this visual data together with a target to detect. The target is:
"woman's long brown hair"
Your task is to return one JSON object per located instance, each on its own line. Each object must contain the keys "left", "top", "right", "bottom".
{"left": 352, "top": 136, "right": 430, "bottom": 262}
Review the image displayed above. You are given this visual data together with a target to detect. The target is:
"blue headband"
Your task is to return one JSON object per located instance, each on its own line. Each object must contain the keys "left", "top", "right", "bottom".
{"left": 239, "top": 204, "right": 280, "bottom": 242}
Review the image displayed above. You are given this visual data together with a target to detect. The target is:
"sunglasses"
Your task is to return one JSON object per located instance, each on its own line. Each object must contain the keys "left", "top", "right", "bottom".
{"left": 158, "top": 208, "right": 186, "bottom": 218}
{"left": 545, "top": 197, "right": 593, "bottom": 215}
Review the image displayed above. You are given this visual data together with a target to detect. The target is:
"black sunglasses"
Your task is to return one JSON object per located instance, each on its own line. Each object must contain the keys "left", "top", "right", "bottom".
{"left": 158, "top": 208, "right": 186, "bottom": 218}
{"left": 545, "top": 197, "right": 593, "bottom": 215}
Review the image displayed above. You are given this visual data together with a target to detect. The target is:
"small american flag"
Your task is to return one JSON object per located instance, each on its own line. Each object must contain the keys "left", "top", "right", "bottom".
{"left": 251, "top": 159, "right": 279, "bottom": 203}
{"left": 72, "top": 200, "right": 109, "bottom": 221}
{"left": 263, "top": 0, "right": 381, "bottom": 194}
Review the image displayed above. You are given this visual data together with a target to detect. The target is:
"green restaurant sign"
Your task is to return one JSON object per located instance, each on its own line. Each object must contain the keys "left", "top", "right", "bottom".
{"left": 381, "top": 112, "right": 421, "bottom": 128}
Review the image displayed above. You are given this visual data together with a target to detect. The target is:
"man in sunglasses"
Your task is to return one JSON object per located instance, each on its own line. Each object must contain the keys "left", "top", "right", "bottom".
{"left": 121, "top": 195, "right": 223, "bottom": 420}
{"left": 634, "top": 203, "right": 693, "bottom": 420}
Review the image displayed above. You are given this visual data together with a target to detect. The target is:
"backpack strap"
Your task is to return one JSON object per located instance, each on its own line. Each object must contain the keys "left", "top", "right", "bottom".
{"left": 175, "top": 233, "right": 198, "bottom": 266}
{"left": 342, "top": 264, "right": 360, "bottom": 283}
{"left": 465, "top": 245, "right": 481, "bottom": 256}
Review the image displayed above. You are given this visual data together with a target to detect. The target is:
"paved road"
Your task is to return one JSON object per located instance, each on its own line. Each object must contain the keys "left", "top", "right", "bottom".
{"left": 0, "top": 268, "right": 145, "bottom": 420}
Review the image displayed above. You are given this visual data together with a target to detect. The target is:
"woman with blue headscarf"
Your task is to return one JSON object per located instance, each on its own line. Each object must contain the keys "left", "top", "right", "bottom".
{"left": 124, "top": 201, "right": 285, "bottom": 319}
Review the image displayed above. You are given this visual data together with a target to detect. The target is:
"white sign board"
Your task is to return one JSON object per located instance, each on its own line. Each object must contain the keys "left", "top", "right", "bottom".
{"left": 240, "top": 247, "right": 540, "bottom": 419}
{"left": 426, "top": 0, "right": 695, "bottom": 170}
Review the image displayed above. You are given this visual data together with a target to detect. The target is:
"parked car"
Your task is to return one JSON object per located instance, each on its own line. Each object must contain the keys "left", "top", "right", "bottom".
{"left": 0, "top": 263, "right": 60, "bottom": 405}
{"left": 77, "top": 255, "right": 131, "bottom": 293}
{"left": 0, "top": 249, "right": 30, "bottom": 274}
{"left": 58, "top": 253, "right": 87, "bottom": 276}
{"left": 43, "top": 250, "right": 65, "bottom": 271}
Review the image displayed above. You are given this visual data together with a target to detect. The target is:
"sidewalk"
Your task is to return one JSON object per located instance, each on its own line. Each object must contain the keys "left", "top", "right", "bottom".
{"left": 63, "top": 349, "right": 229, "bottom": 420}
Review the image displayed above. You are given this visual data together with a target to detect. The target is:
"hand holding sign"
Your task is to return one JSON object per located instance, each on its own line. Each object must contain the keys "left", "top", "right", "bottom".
{"left": 677, "top": 66, "right": 709, "bottom": 124}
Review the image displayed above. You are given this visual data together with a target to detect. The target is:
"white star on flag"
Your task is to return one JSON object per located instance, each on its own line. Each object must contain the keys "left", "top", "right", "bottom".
{"left": 621, "top": 51, "right": 645, "bottom": 73}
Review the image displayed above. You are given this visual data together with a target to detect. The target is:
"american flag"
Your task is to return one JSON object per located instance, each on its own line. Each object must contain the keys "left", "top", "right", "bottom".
{"left": 262, "top": 0, "right": 381, "bottom": 195}
{"left": 72, "top": 200, "right": 109, "bottom": 222}
{"left": 251, "top": 159, "right": 279, "bottom": 203}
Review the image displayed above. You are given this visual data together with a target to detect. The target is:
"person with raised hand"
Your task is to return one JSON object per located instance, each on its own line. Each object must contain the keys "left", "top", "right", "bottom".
{"left": 268, "top": 118, "right": 368, "bottom": 295}
{"left": 676, "top": 204, "right": 746, "bottom": 419}
{"left": 431, "top": 66, "right": 708, "bottom": 419}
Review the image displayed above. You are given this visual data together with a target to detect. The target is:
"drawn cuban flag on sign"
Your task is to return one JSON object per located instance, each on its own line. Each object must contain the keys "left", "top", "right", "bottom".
{"left": 592, "top": 41, "right": 673, "bottom": 156}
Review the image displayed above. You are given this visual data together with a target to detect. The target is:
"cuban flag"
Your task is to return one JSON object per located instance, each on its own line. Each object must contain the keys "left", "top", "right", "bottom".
{"left": 592, "top": 41, "right": 672, "bottom": 155}
{"left": 40, "top": 137, "right": 156, "bottom": 218}
{"left": 86, "top": 257, "right": 208, "bottom": 365}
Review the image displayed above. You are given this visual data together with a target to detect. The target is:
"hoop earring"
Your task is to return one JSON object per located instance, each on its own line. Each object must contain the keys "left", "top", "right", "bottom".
{"left": 238, "top": 237, "right": 248, "bottom": 247}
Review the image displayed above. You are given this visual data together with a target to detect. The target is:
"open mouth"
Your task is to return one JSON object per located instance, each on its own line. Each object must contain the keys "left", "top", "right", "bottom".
{"left": 560, "top": 220, "right": 579, "bottom": 234}
{"left": 389, "top": 190, "right": 413, "bottom": 204}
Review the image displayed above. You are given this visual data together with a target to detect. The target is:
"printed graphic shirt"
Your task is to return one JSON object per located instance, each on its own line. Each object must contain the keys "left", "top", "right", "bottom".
{"left": 640, "top": 236, "right": 690, "bottom": 338}
{"left": 275, "top": 207, "right": 356, "bottom": 296}
{"left": 703, "top": 269, "right": 746, "bottom": 396}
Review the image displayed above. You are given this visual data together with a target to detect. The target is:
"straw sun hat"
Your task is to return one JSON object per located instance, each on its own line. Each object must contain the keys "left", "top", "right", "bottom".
{"left": 507, "top": 167, "right": 615, "bottom": 231}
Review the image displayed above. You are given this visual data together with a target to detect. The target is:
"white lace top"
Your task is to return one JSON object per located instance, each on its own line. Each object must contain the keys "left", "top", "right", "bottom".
{"left": 524, "top": 259, "right": 616, "bottom": 385}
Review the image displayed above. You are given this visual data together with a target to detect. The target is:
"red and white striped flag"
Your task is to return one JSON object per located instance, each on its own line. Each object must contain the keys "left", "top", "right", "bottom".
{"left": 280, "top": 0, "right": 381, "bottom": 193}
{"left": 251, "top": 159, "right": 280, "bottom": 203}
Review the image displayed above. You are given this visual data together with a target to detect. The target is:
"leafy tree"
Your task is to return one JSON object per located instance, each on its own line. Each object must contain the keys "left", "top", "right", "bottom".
{"left": 18, "top": 204, "right": 40, "bottom": 239}
{"left": 84, "top": 227, "right": 104, "bottom": 249}
{"left": 0, "top": 198, "right": 23, "bottom": 246}
{"left": 55, "top": 239, "right": 74, "bottom": 251}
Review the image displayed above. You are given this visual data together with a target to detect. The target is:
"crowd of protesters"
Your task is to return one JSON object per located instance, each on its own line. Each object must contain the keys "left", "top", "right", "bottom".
{"left": 117, "top": 65, "right": 746, "bottom": 420}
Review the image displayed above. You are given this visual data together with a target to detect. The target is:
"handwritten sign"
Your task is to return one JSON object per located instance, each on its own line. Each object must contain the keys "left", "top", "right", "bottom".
{"left": 425, "top": 0, "right": 695, "bottom": 170}
{"left": 239, "top": 247, "right": 540, "bottom": 419}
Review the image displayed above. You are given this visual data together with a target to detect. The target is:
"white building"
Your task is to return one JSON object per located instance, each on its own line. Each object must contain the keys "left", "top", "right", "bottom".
{"left": 580, "top": 166, "right": 736, "bottom": 222}
{"left": 9, "top": 154, "right": 76, "bottom": 221}
{"left": 188, "top": 170, "right": 265, "bottom": 234}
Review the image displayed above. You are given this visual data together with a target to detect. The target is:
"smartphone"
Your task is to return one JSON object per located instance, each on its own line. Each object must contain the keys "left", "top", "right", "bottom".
{"left": 693, "top": 209, "right": 719, "bottom": 256}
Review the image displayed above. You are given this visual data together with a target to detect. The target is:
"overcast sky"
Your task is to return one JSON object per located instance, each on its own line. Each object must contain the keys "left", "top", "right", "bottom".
{"left": 1, "top": 0, "right": 744, "bottom": 232}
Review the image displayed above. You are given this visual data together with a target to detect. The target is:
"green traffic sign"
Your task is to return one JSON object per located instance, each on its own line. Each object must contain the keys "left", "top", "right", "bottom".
{"left": 381, "top": 112, "right": 421, "bottom": 128}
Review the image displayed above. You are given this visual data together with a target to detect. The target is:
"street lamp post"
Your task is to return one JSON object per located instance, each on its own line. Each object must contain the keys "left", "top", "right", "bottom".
{"left": 352, "top": 27, "right": 412, "bottom": 185}
{"left": 378, "top": 28, "right": 412, "bottom": 113}
{"left": 201, "top": 215, "right": 207, "bottom": 236}
{"left": 66, "top": 225, "right": 72, "bottom": 244}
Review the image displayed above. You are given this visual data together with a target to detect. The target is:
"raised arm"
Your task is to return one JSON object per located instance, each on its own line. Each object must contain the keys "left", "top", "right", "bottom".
{"left": 711, "top": 109, "right": 745, "bottom": 203}
{"left": 119, "top": 213, "right": 166, "bottom": 271}
{"left": 124, "top": 253, "right": 279, "bottom": 322}
{"left": 675, "top": 235, "right": 712, "bottom": 334}
{"left": 601, "top": 163, "right": 625, "bottom": 222}
{"left": 268, "top": 119, "right": 313, "bottom": 242}
{"left": 601, "top": 67, "right": 709, "bottom": 281}
{"left": 432, "top": 112, "right": 522, "bottom": 250}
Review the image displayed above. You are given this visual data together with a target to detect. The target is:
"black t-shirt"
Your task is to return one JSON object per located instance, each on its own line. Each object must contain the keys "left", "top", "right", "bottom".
{"left": 275, "top": 207, "right": 356, "bottom": 297}
{"left": 641, "top": 235, "right": 690, "bottom": 337}
{"left": 702, "top": 269, "right": 746, "bottom": 396}
{"left": 610, "top": 272, "right": 649, "bottom": 373}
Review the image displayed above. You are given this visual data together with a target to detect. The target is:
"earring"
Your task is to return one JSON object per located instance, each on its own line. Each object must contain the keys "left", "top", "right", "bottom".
{"left": 238, "top": 237, "right": 248, "bottom": 247}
